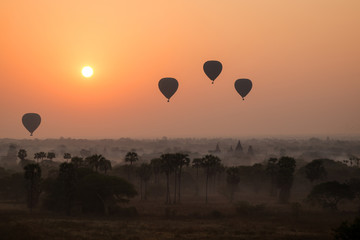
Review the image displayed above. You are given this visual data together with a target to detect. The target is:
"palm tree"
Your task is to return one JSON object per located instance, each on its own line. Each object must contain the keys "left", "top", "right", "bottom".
{"left": 58, "top": 162, "right": 77, "bottom": 215}
{"left": 17, "top": 149, "right": 27, "bottom": 161}
{"left": 24, "top": 163, "right": 42, "bottom": 211}
{"left": 266, "top": 158, "right": 278, "bottom": 197}
{"left": 85, "top": 154, "right": 105, "bottom": 172}
{"left": 39, "top": 152, "right": 46, "bottom": 161}
{"left": 64, "top": 153, "right": 72, "bottom": 162}
{"left": 192, "top": 158, "right": 202, "bottom": 180}
{"left": 304, "top": 159, "right": 327, "bottom": 184}
{"left": 160, "top": 153, "right": 175, "bottom": 204}
{"left": 201, "top": 154, "right": 222, "bottom": 204}
{"left": 99, "top": 158, "right": 112, "bottom": 174}
{"left": 47, "top": 152, "right": 56, "bottom": 160}
{"left": 71, "top": 156, "right": 83, "bottom": 168}
{"left": 125, "top": 151, "right": 139, "bottom": 165}
{"left": 192, "top": 158, "right": 202, "bottom": 196}
{"left": 34, "top": 153, "right": 40, "bottom": 163}
{"left": 226, "top": 167, "right": 241, "bottom": 202}
{"left": 172, "top": 155, "right": 179, "bottom": 204}
{"left": 176, "top": 153, "right": 190, "bottom": 203}
{"left": 137, "top": 163, "right": 152, "bottom": 200}
{"left": 150, "top": 158, "right": 162, "bottom": 184}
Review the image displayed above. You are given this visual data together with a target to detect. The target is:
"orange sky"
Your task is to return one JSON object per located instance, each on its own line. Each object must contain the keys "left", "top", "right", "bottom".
{"left": 0, "top": 0, "right": 359, "bottom": 139}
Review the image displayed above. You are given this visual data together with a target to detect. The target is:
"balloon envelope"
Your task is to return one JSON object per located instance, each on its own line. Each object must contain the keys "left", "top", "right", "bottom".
{"left": 158, "top": 78, "right": 178, "bottom": 102}
{"left": 203, "top": 60, "right": 222, "bottom": 83}
{"left": 234, "top": 79, "right": 253, "bottom": 100}
{"left": 22, "top": 113, "right": 41, "bottom": 136}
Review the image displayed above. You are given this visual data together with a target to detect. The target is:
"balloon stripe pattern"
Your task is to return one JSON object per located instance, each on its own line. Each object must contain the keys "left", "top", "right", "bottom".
{"left": 22, "top": 113, "right": 41, "bottom": 136}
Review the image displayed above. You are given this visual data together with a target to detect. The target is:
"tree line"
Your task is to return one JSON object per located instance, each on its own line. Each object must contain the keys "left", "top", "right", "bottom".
{"left": 0, "top": 148, "right": 360, "bottom": 215}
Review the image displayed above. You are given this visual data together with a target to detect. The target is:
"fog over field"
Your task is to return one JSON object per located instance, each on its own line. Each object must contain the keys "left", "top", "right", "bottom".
{"left": 1, "top": 136, "right": 359, "bottom": 167}
{"left": 1, "top": 136, "right": 360, "bottom": 239}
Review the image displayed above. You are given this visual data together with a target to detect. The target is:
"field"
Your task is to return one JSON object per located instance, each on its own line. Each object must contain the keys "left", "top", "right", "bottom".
{"left": 1, "top": 137, "right": 360, "bottom": 239}
{"left": 1, "top": 199, "right": 358, "bottom": 240}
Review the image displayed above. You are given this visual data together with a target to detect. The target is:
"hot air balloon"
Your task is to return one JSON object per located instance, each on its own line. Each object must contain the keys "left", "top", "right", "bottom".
{"left": 203, "top": 60, "right": 222, "bottom": 84}
{"left": 22, "top": 113, "right": 41, "bottom": 136}
{"left": 158, "top": 78, "right": 179, "bottom": 102}
{"left": 234, "top": 79, "right": 253, "bottom": 100}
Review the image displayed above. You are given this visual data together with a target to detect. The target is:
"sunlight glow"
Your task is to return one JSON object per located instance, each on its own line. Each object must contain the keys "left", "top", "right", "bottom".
{"left": 82, "top": 66, "right": 93, "bottom": 78}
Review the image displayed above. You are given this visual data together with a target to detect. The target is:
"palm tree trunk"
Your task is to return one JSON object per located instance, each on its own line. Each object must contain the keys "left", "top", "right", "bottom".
{"left": 178, "top": 167, "right": 182, "bottom": 203}
{"left": 144, "top": 181, "right": 147, "bottom": 200}
{"left": 140, "top": 178, "right": 143, "bottom": 200}
{"left": 206, "top": 169, "right": 209, "bottom": 204}
{"left": 173, "top": 170, "right": 177, "bottom": 204}
{"left": 166, "top": 172, "right": 170, "bottom": 204}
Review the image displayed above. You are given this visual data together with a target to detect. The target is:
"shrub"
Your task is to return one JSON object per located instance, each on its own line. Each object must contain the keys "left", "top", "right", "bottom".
{"left": 333, "top": 217, "right": 360, "bottom": 240}
{"left": 307, "top": 181, "right": 355, "bottom": 210}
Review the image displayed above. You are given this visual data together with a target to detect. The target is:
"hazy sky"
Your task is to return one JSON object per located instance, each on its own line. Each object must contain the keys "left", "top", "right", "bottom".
{"left": 1, "top": 0, "right": 359, "bottom": 139}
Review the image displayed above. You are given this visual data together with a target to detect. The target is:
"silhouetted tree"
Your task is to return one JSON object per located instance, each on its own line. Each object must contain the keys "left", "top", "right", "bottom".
{"left": 226, "top": 167, "right": 241, "bottom": 202}
{"left": 176, "top": 153, "right": 190, "bottom": 203}
{"left": 17, "top": 149, "right": 27, "bottom": 161}
{"left": 24, "top": 163, "right": 42, "bottom": 211}
{"left": 63, "top": 153, "right": 71, "bottom": 162}
{"left": 0, "top": 173, "right": 26, "bottom": 202}
{"left": 137, "top": 163, "right": 152, "bottom": 200}
{"left": 172, "top": 155, "right": 179, "bottom": 203}
{"left": 305, "top": 159, "right": 327, "bottom": 184}
{"left": 150, "top": 158, "right": 162, "bottom": 184}
{"left": 160, "top": 153, "right": 175, "bottom": 204}
{"left": 212, "top": 161, "right": 225, "bottom": 191}
{"left": 34, "top": 152, "right": 46, "bottom": 162}
{"left": 238, "top": 164, "right": 266, "bottom": 194}
{"left": 201, "top": 154, "right": 222, "bottom": 203}
{"left": 266, "top": 158, "right": 278, "bottom": 197}
{"left": 39, "top": 152, "right": 46, "bottom": 161}
{"left": 276, "top": 156, "right": 296, "bottom": 204}
{"left": 85, "top": 154, "right": 106, "bottom": 172}
{"left": 44, "top": 167, "right": 136, "bottom": 215}
{"left": 77, "top": 173, "right": 137, "bottom": 215}
{"left": 334, "top": 217, "right": 360, "bottom": 240}
{"left": 349, "top": 155, "right": 360, "bottom": 168}
{"left": 347, "top": 178, "right": 360, "bottom": 199}
{"left": 47, "top": 152, "right": 56, "bottom": 161}
{"left": 125, "top": 151, "right": 138, "bottom": 165}
{"left": 19, "top": 159, "right": 35, "bottom": 168}
{"left": 71, "top": 156, "right": 83, "bottom": 168}
{"left": 307, "top": 181, "right": 355, "bottom": 210}
{"left": 34, "top": 153, "right": 41, "bottom": 163}
{"left": 99, "top": 158, "right": 112, "bottom": 174}
{"left": 192, "top": 158, "right": 202, "bottom": 180}
{"left": 58, "top": 162, "right": 77, "bottom": 215}
{"left": 192, "top": 158, "right": 202, "bottom": 196}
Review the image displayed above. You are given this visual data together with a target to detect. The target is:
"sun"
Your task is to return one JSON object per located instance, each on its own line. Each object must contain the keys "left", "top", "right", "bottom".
{"left": 82, "top": 66, "right": 93, "bottom": 78}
